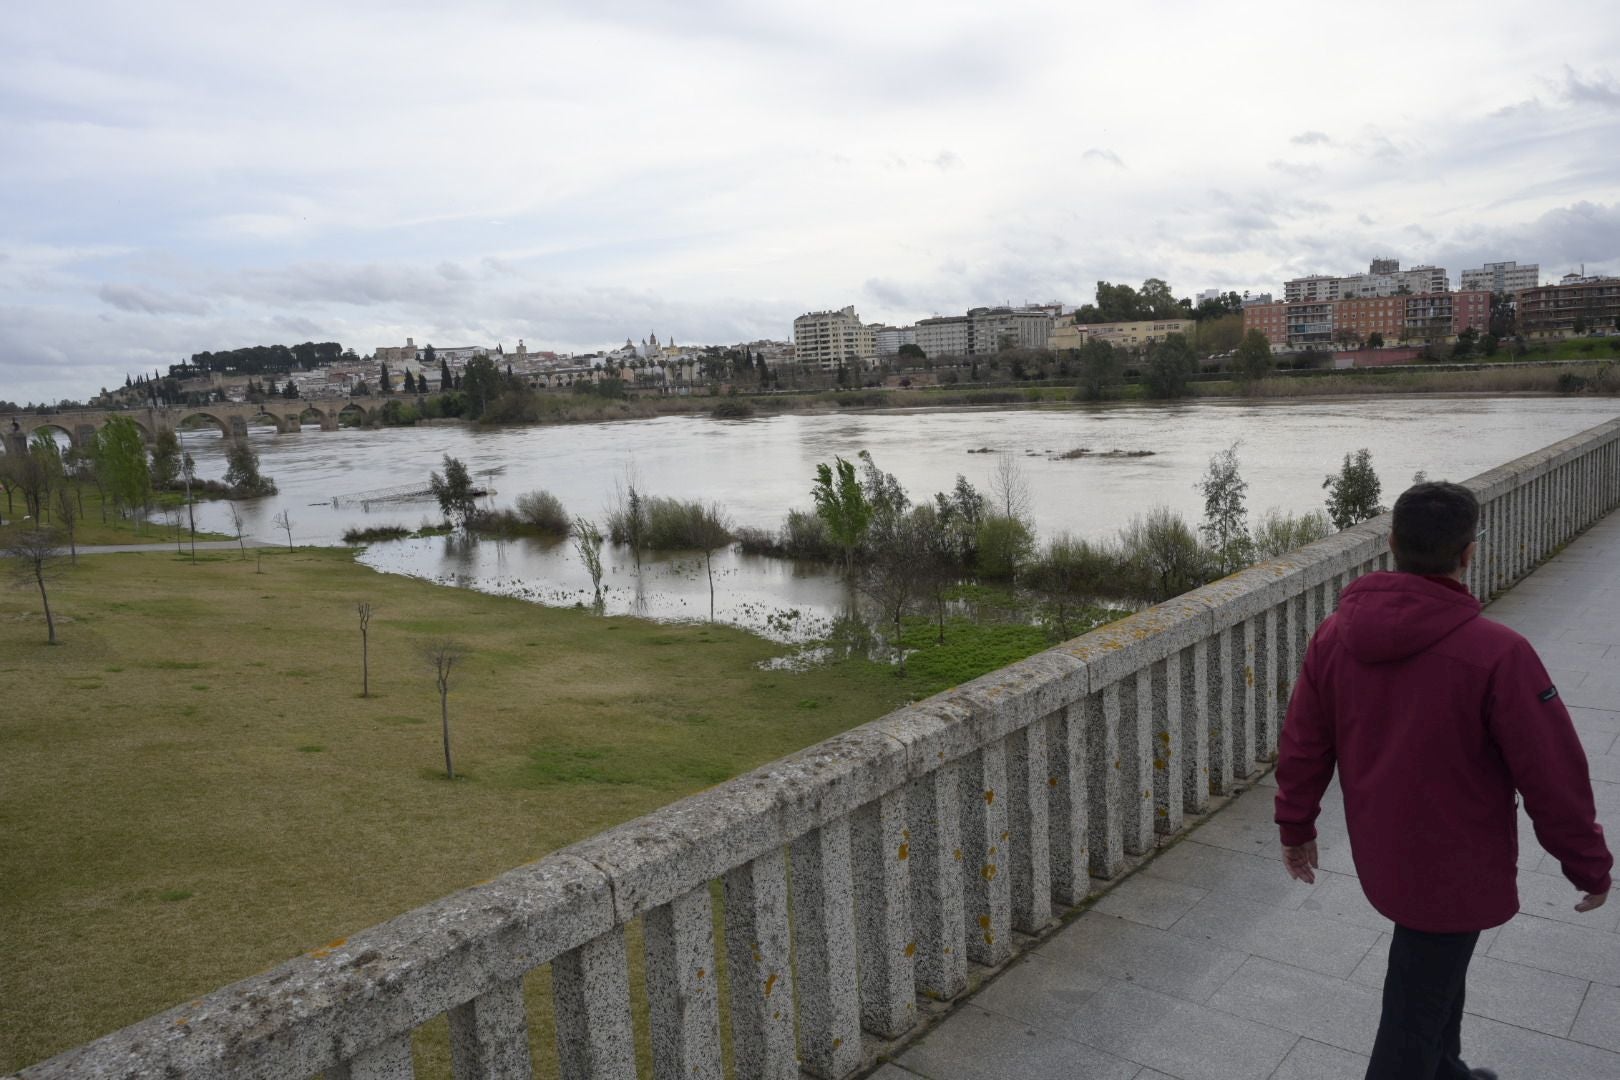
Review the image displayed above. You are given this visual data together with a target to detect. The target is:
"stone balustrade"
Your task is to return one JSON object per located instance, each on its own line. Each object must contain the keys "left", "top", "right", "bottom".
{"left": 15, "top": 417, "right": 1620, "bottom": 1080}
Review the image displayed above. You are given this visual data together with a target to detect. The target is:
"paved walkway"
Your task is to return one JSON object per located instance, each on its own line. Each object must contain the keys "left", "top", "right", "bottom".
{"left": 877, "top": 511, "right": 1620, "bottom": 1080}
{"left": 70, "top": 539, "right": 272, "bottom": 554}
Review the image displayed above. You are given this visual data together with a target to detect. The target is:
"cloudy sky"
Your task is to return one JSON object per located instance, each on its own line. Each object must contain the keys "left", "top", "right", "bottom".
{"left": 3, "top": 0, "right": 1618, "bottom": 403}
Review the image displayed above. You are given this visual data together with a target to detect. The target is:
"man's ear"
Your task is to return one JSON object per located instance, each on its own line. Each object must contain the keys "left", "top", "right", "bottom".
{"left": 1458, "top": 540, "right": 1477, "bottom": 571}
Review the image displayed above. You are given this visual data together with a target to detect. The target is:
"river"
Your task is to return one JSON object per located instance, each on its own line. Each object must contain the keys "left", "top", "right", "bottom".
{"left": 165, "top": 397, "right": 1620, "bottom": 639}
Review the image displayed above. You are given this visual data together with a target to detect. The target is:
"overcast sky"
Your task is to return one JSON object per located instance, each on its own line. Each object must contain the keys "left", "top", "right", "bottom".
{"left": 3, "top": 0, "right": 1618, "bottom": 403}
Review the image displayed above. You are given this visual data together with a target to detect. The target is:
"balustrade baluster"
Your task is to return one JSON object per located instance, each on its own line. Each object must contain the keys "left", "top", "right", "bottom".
{"left": 331, "top": 1033, "right": 414, "bottom": 1080}
{"left": 959, "top": 745, "right": 1012, "bottom": 965}
{"left": 1121, "top": 672, "right": 1155, "bottom": 855}
{"left": 851, "top": 791, "right": 916, "bottom": 1038}
{"left": 1205, "top": 630, "right": 1234, "bottom": 797}
{"left": 645, "top": 889, "right": 723, "bottom": 1080}
{"left": 1087, "top": 687, "right": 1125, "bottom": 877}
{"left": 906, "top": 765, "right": 966, "bottom": 1000}
{"left": 722, "top": 852, "right": 797, "bottom": 1079}
{"left": 791, "top": 820, "right": 863, "bottom": 1079}
{"left": 1046, "top": 703, "right": 1092, "bottom": 904}
{"left": 448, "top": 977, "right": 532, "bottom": 1080}
{"left": 552, "top": 928, "right": 636, "bottom": 1080}
{"left": 1151, "top": 656, "right": 1183, "bottom": 835}
{"left": 1181, "top": 642, "right": 1211, "bottom": 815}
{"left": 1232, "top": 619, "right": 1258, "bottom": 779}
{"left": 1257, "top": 607, "right": 1281, "bottom": 761}
{"left": 1005, "top": 721, "right": 1052, "bottom": 933}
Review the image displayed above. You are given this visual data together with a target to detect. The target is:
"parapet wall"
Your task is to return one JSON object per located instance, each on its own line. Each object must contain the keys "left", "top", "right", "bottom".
{"left": 16, "top": 417, "right": 1620, "bottom": 1080}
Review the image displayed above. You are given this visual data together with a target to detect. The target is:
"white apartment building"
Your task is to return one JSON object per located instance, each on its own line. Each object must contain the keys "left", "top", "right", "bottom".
{"left": 872, "top": 325, "right": 918, "bottom": 357}
{"left": 915, "top": 316, "right": 971, "bottom": 358}
{"left": 1459, "top": 261, "right": 1539, "bottom": 296}
{"left": 969, "top": 306, "right": 1053, "bottom": 352}
{"left": 793, "top": 306, "right": 876, "bottom": 371}
{"left": 1286, "top": 261, "right": 1451, "bottom": 303}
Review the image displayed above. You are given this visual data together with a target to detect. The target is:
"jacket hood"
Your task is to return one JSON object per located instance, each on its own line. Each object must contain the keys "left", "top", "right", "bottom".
{"left": 1335, "top": 571, "right": 1481, "bottom": 664}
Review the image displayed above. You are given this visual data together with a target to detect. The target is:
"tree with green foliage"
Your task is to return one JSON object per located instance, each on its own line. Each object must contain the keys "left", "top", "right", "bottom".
{"left": 572, "top": 517, "right": 606, "bottom": 605}
{"left": 1233, "top": 330, "right": 1274, "bottom": 387}
{"left": 689, "top": 502, "right": 733, "bottom": 621}
{"left": 1119, "top": 507, "right": 1208, "bottom": 602}
{"left": 1027, "top": 533, "right": 1114, "bottom": 639}
{"left": 1076, "top": 337, "right": 1124, "bottom": 400}
{"left": 897, "top": 342, "right": 926, "bottom": 362}
{"left": 379, "top": 364, "right": 393, "bottom": 394}
{"left": 1366, "top": 331, "right": 1385, "bottom": 349}
{"left": 812, "top": 456, "right": 872, "bottom": 573}
{"left": 92, "top": 416, "right": 152, "bottom": 522}
{"left": 149, "top": 429, "right": 181, "bottom": 489}
{"left": 439, "top": 356, "right": 452, "bottom": 392}
{"left": 224, "top": 437, "right": 277, "bottom": 496}
{"left": 1198, "top": 444, "right": 1252, "bottom": 574}
{"left": 1323, "top": 448, "right": 1385, "bottom": 530}
{"left": 402, "top": 368, "right": 418, "bottom": 394}
{"left": 1143, "top": 332, "right": 1197, "bottom": 399}
{"left": 460, "top": 354, "right": 504, "bottom": 417}
{"left": 1451, "top": 327, "right": 1479, "bottom": 360}
{"left": 281, "top": 378, "right": 299, "bottom": 399}
{"left": 429, "top": 454, "right": 478, "bottom": 528}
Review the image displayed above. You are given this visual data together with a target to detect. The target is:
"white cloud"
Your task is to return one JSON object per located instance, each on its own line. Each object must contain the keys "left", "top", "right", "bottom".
{"left": 1, "top": 1, "right": 1618, "bottom": 402}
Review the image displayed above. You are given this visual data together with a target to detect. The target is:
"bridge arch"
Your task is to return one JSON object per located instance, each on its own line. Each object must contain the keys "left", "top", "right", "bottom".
{"left": 336, "top": 402, "right": 372, "bottom": 428}
{"left": 173, "top": 410, "right": 237, "bottom": 439}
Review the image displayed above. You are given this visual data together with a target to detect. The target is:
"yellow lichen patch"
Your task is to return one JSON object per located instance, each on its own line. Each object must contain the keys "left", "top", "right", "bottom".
{"left": 984, "top": 933, "right": 995, "bottom": 945}
{"left": 833, "top": 1039, "right": 844, "bottom": 1050}
{"left": 979, "top": 914, "right": 991, "bottom": 929}
{"left": 905, "top": 941, "right": 917, "bottom": 957}
{"left": 988, "top": 846, "right": 998, "bottom": 856}
{"left": 1244, "top": 666, "right": 1255, "bottom": 687}
{"left": 898, "top": 843, "right": 910, "bottom": 860}
{"left": 1114, "top": 758, "right": 1122, "bottom": 770}
{"left": 1000, "top": 830, "right": 1009, "bottom": 842}
{"left": 1048, "top": 776, "right": 1058, "bottom": 787}
{"left": 982, "top": 864, "right": 997, "bottom": 881}
{"left": 902, "top": 828, "right": 911, "bottom": 840}
{"left": 764, "top": 972, "right": 778, "bottom": 996}
{"left": 1153, "top": 759, "right": 1166, "bottom": 770}
{"left": 697, "top": 968, "right": 706, "bottom": 980}
{"left": 984, "top": 789, "right": 995, "bottom": 804}
{"left": 953, "top": 848, "right": 963, "bottom": 861}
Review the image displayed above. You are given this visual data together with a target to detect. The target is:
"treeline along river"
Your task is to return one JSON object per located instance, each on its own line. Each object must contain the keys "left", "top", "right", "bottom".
{"left": 170, "top": 397, "right": 1620, "bottom": 638}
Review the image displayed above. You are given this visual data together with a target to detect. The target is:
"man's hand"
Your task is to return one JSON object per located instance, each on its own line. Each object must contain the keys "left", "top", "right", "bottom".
{"left": 1575, "top": 890, "right": 1609, "bottom": 913}
{"left": 1282, "top": 841, "right": 1319, "bottom": 884}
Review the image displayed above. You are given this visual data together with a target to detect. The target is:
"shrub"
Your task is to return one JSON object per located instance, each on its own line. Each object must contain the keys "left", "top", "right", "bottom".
{"left": 1252, "top": 508, "right": 1333, "bottom": 560}
{"left": 1118, "top": 506, "right": 1209, "bottom": 602}
{"left": 782, "top": 508, "right": 836, "bottom": 560}
{"left": 640, "top": 497, "right": 734, "bottom": 551}
{"left": 711, "top": 401, "right": 754, "bottom": 419}
{"left": 342, "top": 524, "right": 411, "bottom": 543}
{"left": 734, "top": 525, "right": 783, "bottom": 556}
{"left": 975, "top": 514, "right": 1035, "bottom": 580}
{"left": 514, "top": 490, "right": 569, "bottom": 536}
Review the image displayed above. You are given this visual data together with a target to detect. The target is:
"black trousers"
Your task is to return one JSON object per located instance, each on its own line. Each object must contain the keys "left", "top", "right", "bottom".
{"left": 1365, "top": 925, "right": 1481, "bottom": 1080}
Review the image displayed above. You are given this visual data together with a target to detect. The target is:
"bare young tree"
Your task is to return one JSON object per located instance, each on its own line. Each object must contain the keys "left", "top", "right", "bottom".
{"left": 690, "top": 502, "right": 733, "bottom": 621}
{"left": 181, "top": 449, "right": 198, "bottom": 564}
{"left": 425, "top": 641, "right": 464, "bottom": 779}
{"left": 7, "top": 528, "right": 65, "bottom": 645}
{"left": 228, "top": 502, "right": 248, "bottom": 560}
{"left": 54, "top": 487, "right": 79, "bottom": 564}
{"left": 272, "top": 509, "right": 294, "bottom": 552}
{"left": 571, "top": 516, "right": 605, "bottom": 606}
{"left": 357, "top": 602, "right": 373, "bottom": 698}
{"left": 989, "top": 452, "right": 1033, "bottom": 524}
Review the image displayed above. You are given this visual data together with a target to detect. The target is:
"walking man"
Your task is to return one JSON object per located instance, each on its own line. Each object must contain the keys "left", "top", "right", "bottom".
{"left": 1274, "top": 481, "right": 1612, "bottom": 1080}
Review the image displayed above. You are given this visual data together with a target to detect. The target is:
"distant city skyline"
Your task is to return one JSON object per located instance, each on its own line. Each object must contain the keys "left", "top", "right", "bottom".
{"left": 2, "top": 0, "right": 1618, "bottom": 403}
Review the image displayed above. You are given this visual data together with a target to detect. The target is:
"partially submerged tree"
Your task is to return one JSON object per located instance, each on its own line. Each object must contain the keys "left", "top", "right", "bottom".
{"left": 429, "top": 454, "right": 478, "bottom": 529}
{"left": 857, "top": 507, "right": 928, "bottom": 674}
{"left": 989, "top": 452, "right": 1032, "bottom": 525}
{"left": 224, "top": 437, "right": 277, "bottom": 496}
{"left": 357, "top": 602, "right": 373, "bottom": 698}
{"left": 1323, "top": 449, "right": 1385, "bottom": 530}
{"left": 425, "top": 641, "right": 464, "bottom": 779}
{"left": 1198, "top": 443, "right": 1253, "bottom": 575}
{"left": 811, "top": 456, "right": 872, "bottom": 573}
{"left": 93, "top": 415, "right": 152, "bottom": 524}
{"left": 149, "top": 429, "right": 181, "bottom": 489}
{"left": 7, "top": 528, "right": 65, "bottom": 645}
{"left": 689, "top": 502, "right": 733, "bottom": 621}
{"left": 572, "top": 517, "right": 606, "bottom": 605}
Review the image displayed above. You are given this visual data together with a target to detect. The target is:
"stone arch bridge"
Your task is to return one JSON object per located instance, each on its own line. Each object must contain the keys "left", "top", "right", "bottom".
{"left": 2, "top": 398, "right": 395, "bottom": 455}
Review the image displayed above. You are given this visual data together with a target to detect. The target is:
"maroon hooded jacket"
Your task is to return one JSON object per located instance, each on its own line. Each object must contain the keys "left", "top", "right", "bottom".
{"left": 1275, "top": 571, "right": 1612, "bottom": 932}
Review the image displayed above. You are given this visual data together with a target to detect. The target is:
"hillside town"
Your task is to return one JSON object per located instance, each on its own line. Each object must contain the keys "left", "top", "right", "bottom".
{"left": 79, "top": 256, "right": 1620, "bottom": 410}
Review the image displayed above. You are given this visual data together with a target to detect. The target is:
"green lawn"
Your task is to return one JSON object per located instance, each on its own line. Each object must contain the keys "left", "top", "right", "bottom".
{"left": 0, "top": 545, "right": 1072, "bottom": 1074}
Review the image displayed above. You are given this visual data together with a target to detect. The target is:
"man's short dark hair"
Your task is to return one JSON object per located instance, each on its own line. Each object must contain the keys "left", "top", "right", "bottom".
{"left": 1391, "top": 481, "right": 1479, "bottom": 575}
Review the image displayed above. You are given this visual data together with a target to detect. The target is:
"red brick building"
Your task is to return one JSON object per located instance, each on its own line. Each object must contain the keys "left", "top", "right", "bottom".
{"left": 1243, "top": 290, "right": 1490, "bottom": 351}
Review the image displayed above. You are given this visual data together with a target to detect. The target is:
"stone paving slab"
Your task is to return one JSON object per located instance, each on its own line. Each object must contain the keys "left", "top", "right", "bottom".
{"left": 888, "top": 511, "right": 1620, "bottom": 1080}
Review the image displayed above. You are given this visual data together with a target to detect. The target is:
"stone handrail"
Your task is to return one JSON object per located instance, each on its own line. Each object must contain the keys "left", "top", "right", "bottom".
{"left": 16, "top": 417, "right": 1620, "bottom": 1080}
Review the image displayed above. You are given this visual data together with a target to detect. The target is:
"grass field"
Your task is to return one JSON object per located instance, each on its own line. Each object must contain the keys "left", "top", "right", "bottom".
{"left": 0, "top": 487, "right": 234, "bottom": 548}
{"left": 0, "top": 544, "right": 1075, "bottom": 1074}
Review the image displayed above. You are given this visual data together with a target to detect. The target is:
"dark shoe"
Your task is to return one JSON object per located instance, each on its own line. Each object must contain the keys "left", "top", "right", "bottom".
{"left": 1468, "top": 1070, "right": 1498, "bottom": 1080}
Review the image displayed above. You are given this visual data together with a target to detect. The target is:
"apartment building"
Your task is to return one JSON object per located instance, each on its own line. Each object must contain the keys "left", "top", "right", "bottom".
{"left": 1284, "top": 261, "right": 1450, "bottom": 302}
{"left": 793, "top": 306, "right": 876, "bottom": 371}
{"left": 1459, "top": 261, "right": 1540, "bottom": 297}
{"left": 1244, "top": 290, "right": 1490, "bottom": 349}
{"left": 1518, "top": 275, "right": 1620, "bottom": 337}
{"left": 872, "top": 325, "right": 918, "bottom": 357}
{"left": 915, "top": 315, "right": 971, "bottom": 358}
{"left": 969, "top": 306, "right": 1053, "bottom": 352}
